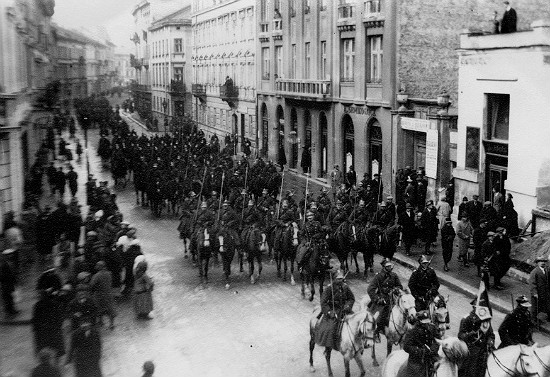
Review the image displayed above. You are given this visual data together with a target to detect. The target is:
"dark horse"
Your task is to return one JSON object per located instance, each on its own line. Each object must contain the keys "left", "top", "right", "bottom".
{"left": 273, "top": 222, "right": 299, "bottom": 285}
{"left": 241, "top": 225, "right": 263, "bottom": 284}
{"left": 215, "top": 227, "right": 239, "bottom": 289}
{"left": 298, "top": 240, "right": 334, "bottom": 302}
{"left": 349, "top": 223, "right": 379, "bottom": 279}
{"left": 328, "top": 221, "right": 354, "bottom": 274}
{"left": 193, "top": 226, "right": 214, "bottom": 283}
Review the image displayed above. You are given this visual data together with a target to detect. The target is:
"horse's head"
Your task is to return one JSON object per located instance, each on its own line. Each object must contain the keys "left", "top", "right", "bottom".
{"left": 396, "top": 290, "right": 417, "bottom": 324}
{"left": 531, "top": 345, "right": 550, "bottom": 377}
{"left": 436, "top": 337, "right": 469, "bottom": 365}
{"left": 516, "top": 345, "right": 538, "bottom": 377}
{"left": 359, "top": 311, "right": 379, "bottom": 349}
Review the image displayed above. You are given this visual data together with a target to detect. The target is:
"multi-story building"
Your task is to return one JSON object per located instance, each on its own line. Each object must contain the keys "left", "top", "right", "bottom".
{"left": 131, "top": 0, "right": 153, "bottom": 125}
{"left": 149, "top": 6, "right": 192, "bottom": 132}
{"left": 53, "top": 25, "right": 88, "bottom": 104}
{"left": 455, "top": 21, "right": 550, "bottom": 228}
{"left": 0, "top": 0, "right": 56, "bottom": 229}
{"left": 191, "top": 0, "right": 257, "bottom": 153}
{"left": 114, "top": 51, "right": 136, "bottom": 85}
{"left": 257, "top": 0, "right": 550, "bottom": 208}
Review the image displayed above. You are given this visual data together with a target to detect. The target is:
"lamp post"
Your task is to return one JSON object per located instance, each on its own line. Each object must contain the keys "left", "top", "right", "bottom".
{"left": 162, "top": 98, "right": 168, "bottom": 134}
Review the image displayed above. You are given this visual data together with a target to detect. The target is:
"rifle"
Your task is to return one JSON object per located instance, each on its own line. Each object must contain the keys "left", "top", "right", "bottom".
{"left": 276, "top": 170, "right": 285, "bottom": 220}
{"left": 302, "top": 168, "right": 310, "bottom": 227}
{"left": 217, "top": 171, "right": 225, "bottom": 223}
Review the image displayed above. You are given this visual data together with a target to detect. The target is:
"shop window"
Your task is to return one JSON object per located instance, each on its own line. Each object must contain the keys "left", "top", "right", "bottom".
{"left": 485, "top": 93, "right": 509, "bottom": 141}
{"left": 465, "top": 127, "right": 480, "bottom": 170}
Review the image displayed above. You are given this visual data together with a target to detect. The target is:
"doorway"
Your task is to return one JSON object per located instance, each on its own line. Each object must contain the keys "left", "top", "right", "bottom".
{"left": 486, "top": 156, "right": 508, "bottom": 202}
{"left": 319, "top": 112, "right": 328, "bottom": 178}
{"left": 368, "top": 121, "right": 382, "bottom": 178}
{"left": 342, "top": 114, "right": 354, "bottom": 172}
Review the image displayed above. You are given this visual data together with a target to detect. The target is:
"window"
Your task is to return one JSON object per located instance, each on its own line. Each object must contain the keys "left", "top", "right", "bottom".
{"left": 320, "top": 0, "right": 328, "bottom": 11}
{"left": 174, "top": 38, "right": 183, "bottom": 53}
{"left": 290, "top": 0, "right": 296, "bottom": 17}
{"left": 320, "top": 41, "right": 327, "bottom": 79}
{"left": 304, "top": 43, "right": 311, "bottom": 79}
{"left": 364, "top": 0, "right": 381, "bottom": 15}
{"left": 262, "top": 47, "right": 270, "bottom": 80}
{"left": 275, "top": 46, "right": 282, "bottom": 79}
{"left": 305, "top": 0, "right": 311, "bottom": 13}
{"left": 486, "top": 94, "right": 510, "bottom": 140}
{"left": 174, "top": 67, "right": 183, "bottom": 81}
{"left": 339, "top": 0, "right": 355, "bottom": 18}
{"left": 465, "top": 127, "right": 480, "bottom": 170}
{"left": 342, "top": 38, "right": 355, "bottom": 81}
{"left": 368, "top": 35, "right": 383, "bottom": 83}
{"left": 291, "top": 44, "right": 297, "bottom": 78}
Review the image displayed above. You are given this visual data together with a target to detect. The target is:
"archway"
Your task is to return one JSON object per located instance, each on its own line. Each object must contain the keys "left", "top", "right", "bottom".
{"left": 276, "top": 105, "right": 286, "bottom": 166}
{"left": 290, "top": 108, "right": 298, "bottom": 169}
{"left": 342, "top": 114, "right": 354, "bottom": 172}
{"left": 261, "top": 103, "right": 269, "bottom": 158}
{"left": 368, "top": 119, "right": 382, "bottom": 179}
{"left": 319, "top": 112, "right": 328, "bottom": 178}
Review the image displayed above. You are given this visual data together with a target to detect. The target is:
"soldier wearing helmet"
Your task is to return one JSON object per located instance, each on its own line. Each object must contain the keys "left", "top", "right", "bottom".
{"left": 327, "top": 199, "right": 348, "bottom": 230}
{"left": 408, "top": 255, "right": 440, "bottom": 311}
{"left": 206, "top": 191, "right": 219, "bottom": 211}
{"left": 348, "top": 199, "right": 370, "bottom": 226}
{"left": 317, "top": 187, "right": 332, "bottom": 219}
{"left": 195, "top": 201, "right": 215, "bottom": 229}
{"left": 242, "top": 199, "right": 261, "bottom": 228}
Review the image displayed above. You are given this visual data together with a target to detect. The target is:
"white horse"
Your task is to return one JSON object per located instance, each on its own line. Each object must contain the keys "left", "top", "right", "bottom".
{"left": 370, "top": 288, "right": 417, "bottom": 366}
{"left": 309, "top": 307, "right": 379, "bottom": 377}
{"left": 381, "top": 337, "right": 469, "bottom": 377}
{"left": 485, "top": 344, "right": 550, "bottom": 377}
{"left": 428, "top": 293, "right": 450, "bottom": 338}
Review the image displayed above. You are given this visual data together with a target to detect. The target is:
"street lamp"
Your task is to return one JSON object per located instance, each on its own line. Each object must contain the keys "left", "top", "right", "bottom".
{"left": 162, "top": 98, "right": 168, "bottom": 133}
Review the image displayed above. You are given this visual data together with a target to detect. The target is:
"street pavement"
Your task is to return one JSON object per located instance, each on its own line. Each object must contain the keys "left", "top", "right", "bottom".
{"left": 1, "top": 105, "right": 549, "bottom": 377}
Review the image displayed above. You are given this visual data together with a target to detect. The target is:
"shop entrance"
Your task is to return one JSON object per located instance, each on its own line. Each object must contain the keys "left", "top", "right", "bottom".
{"left": 486, "top": 156, "right": 508, "bottom": 202}
{"left": 342, "top": 114, "right": 354, "bottom": 172}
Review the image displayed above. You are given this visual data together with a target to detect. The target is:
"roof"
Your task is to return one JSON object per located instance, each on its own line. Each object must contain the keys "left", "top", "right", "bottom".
{"left": 149, "top": 5, "right": 192, "bottom": 31}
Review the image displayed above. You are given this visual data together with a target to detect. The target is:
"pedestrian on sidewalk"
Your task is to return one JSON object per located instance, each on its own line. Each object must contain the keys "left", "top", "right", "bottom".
{"left": 436, "top": 197, "right": 451, "bottom": 229}
{"left": 55, "top": 167, "right": 67, "bottom": 200}
{"left": 456, "top": 215, "right": 473, "bottom": 267}
{"left": 67, "top": 318, "right": 103, "bottom": 377}
{"left": 67, "top": 165, "right": 78, "bottom": 197}
{"left": 89, "top": 261, "right": 116, "bottom": 329}
{"left": 398, "top": 203, "right": 417, "bottom": 256}
{"left": 0, "top": 250, "right": 19, "bottom": 316}
{"left": 141, "top": 361, "right": 155, "bottom": 377}
{"left": 420, "top": 200, "right": 438, "bottom": 255}
{"left": 46, "top": 162, "right": 57, "bottom": 196}
{"left": 31, "top": 348, "right": 62, "bottom": 377}
{"left": 76, "top": 139, "right": 83, "bottom": 162}
{"left": 529, "top": 255, "right": 550, "bottom": 324}
{"left": 133, "top": 259, "right": 154, "bottom": 320}
{"left": 473, "top": 220, "right": 489, "bottom": 276}
{"left": 32, "top": 289, "right": 65, "bottom": 361}
{"left": 491, "top": 227, "right": 511, "bottom": 290}
{"left": 441, "top": 218, "right": 456, "bottom": 271}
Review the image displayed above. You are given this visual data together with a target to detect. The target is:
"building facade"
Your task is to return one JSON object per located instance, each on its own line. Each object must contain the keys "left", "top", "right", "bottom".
{"left": 455, "top": 21, "right": 550, "bottom": 228}
{"left": 131, "top": 0, "right": 153, "bottom": 125}
{"left": 191, "top": 0, "right": 257, "bottom": 154}
{"left": 114, "top": 52, "right": 136, "bottom": 85}
{"left": 149, "top": 6, "right": 192, "bottom": 133}
{"left": 53, "top": 25, "right": 88, "bottom": 104}
{"left": 0, "top": 0, "right": 56, "bottom": 230}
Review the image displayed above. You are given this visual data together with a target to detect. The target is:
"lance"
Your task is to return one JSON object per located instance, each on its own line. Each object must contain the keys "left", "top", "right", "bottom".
{"left": 243, "top": 164, "right": 249, "bottom": 195}
{"left": 217, "top": 171, "right": 225, "bottom": 223}
{"left": 192, "top": 166, "right": 208, "bottom": 231}
{"left": 302, "top": 168, "right": 310, "bottom": 227}
{"left": 276, "top": 170, "right": 285, "bottom": 220}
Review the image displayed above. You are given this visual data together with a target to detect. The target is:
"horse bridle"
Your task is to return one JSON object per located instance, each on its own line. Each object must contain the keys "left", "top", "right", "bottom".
{"left": 488, "top": 347, "right": 544, "bottom": 377}
{"left": 345, "top": 312, "right": 375, "bottom": 355}
{"left": 389, "top": 291, "right": 409, "bottom": 344}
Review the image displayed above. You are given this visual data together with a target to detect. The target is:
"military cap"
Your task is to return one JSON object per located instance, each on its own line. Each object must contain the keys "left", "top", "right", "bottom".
{"left": 262, "top": 188, "right": 268, "bottom": 194}
{"left": 418, "top": 255, "right": 430, "bottom": 264}
{"left": 417, "top": 310, "right": 431, "bottom": 323}
{"left": 486, "top": 231, "right": 496, "bottom": 237}
{"left": 387, "top": 195, "right": 394, "bottom": 200}
{"left": 310, "top": 202, "right": 318, "bottom": 209}
{"left": 86, "top": 231, "right": 98, "bottom": 237}
{"left": 189, "top": 191, "right": 197, "bottom": 197}
{"left": 380, "top": 201, "right": 387, "bottom": 207}
{"left": 516, "top": 295, "right": 532, "bottom": 307}
{"left": 200, "top": 201, "right": 207, "bottom": 208}
{"left": 306, "top": 210, "right": 314, "bottom": 217}
{"left": 223, "top": 199, "right": 230, "bottom": 205}
{"left": 381, "top": 258, "right": 393, "bottom": 267}
{"left": 405, "top": 203, "right": 413, "bottom": 209}
{"left": 484, "top": 201, "right": 492, "bottom": 206}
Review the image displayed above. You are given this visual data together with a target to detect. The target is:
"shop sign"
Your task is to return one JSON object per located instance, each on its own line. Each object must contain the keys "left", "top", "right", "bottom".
{"left": 482, "top": 140, "right": 508, "bottom": 156}
{"left": 425, "top": 129, "right": 438, "bottom": 179}
{"left": 400, "top": 117, "right": 429, "bottom": 133}
{"left": 343, "top": 105, "right": 375, "bottom": 117}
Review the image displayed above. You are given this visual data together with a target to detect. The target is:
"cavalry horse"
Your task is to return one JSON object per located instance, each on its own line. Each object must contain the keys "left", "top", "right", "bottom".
{"left": 177, "top": 210, "right": 194, "bottom": 260}
{"left": 309, "top": 307, "right": 379, "bottom": 377}
{"left": 370, "top": 288, "right": 417, "bottom": 367}
{"left": 273, "top": 222, "right": 299, "bottom": 285}
{"left": 216, "top": 227, "right": 239, "bottom": 289}
{"left": 486, "top": 344, "right": 550, "bottom": 377}
{"left": 193, "top": 226, "right": 214, "bottom": 283}
{"left": 329, "top": 221, "right": 354, "bottom": 274}
{"left": 298, "top": 240, "right": 334, "bottom": 302}
{"left": 381, "top": 337, "right": 469, "bottom": 377}
{"left": 241, "top": 225, "right": 263, "bottom": 284}
{"left": 348, "top": 222, "right": 379, "bottom": 278}
{"left": 428, "top": 293, "right": 450, "bottom": 338}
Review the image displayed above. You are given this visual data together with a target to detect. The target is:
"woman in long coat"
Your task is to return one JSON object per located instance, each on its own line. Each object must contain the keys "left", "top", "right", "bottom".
{"left": 133, "top": 259, "right": 154, "bottom": 318}
{"left": 89, "top": 261, "right": 116, "bottom": 328}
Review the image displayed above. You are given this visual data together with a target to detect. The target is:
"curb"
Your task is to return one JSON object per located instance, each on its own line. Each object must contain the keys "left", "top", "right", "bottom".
{"left": 390, "top": 253, "right": 550, "bottom": 336}
{"left": 120, "top": 112, "right": 153, "bottom": 134}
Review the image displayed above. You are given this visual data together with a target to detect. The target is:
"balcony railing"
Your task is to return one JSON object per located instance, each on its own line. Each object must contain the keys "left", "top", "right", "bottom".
{"left": 337, "top": 3, "right": 356, "bottom": 31}
{"left": 364, "top": 0, "right": 381, "bottom": 16}
{"left": 192, "top": 84, "right": 206, "bottom": 96}
{"left": 275, "top": 79, "right": 331, "bottom": 100}
{"left": 272, "top": 19, "right": 283, "bottom": 40}
{"left": 259, "top": 21, "right": 269, "bottom": 42}
{"left": 170, "top": 80, "right": 186, "bottom": 94}
{"left": 220, "top": 85, "right": 238, "bottom": 100}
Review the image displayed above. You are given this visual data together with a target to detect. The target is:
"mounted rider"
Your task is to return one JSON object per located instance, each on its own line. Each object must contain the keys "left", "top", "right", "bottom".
{"left": 257, "top": 188, "right": 275, "bottom": 223}
{"left": 315, "top": 269, "right": 355, "bottom": 351}
{"left": 498, "top": 295, "right": 534, "bottom": 348}
{"left": 367, "top": 258, "right": 403, "bottom": 341}
{"left": 327, "top": 200, "right": 348, "bottom": 231}
{"left": 206, "top": 190, "right": 219, "bottom": 211}
{"left": 309, "top": 202, "right": 325, "bottom": 225}
{"left": 191, "top": 201, "right": 216, "bottom": 253}
{"left": 408, "top": 255, "right": 440, "bottom": 311}
{"left": 219, "top": 199, "right": 241, "bottom": 247}
{"left": 348, "top": 199, "right": 370, "bottom": 226}
{"left": 402, "top": 310, "right": 441, "bottom": 377}
{"left": 458, "top": 298, "right": 495, "bottom": 377}
{"left": 316, "top": 187, "right": 332, "bottom": 220}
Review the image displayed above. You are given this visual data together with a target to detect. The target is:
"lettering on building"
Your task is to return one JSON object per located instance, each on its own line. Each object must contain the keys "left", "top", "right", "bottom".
{"left": 343, "top": 105, "right": 375, "bottom": 117}
{"left": 460, "top": 56, "right": 488, "bottom": 66}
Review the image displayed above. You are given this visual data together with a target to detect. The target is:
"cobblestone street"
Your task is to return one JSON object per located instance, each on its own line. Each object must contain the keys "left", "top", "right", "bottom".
{"left": 0, "top": 121, "right": 548, "bottom": 377}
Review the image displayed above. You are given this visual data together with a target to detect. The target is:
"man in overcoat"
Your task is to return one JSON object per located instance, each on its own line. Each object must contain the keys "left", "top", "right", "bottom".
{"left": 403, "top": 310, "right": 440, "bottom": 377}
{"left": 498, "top": 295, "right": 533, "bottom": 348}
{"left": 529, "top": 256, "right": 550, "bottom": 323}
{"left": 398, "top": 203, "right": 416, "bottom": 256}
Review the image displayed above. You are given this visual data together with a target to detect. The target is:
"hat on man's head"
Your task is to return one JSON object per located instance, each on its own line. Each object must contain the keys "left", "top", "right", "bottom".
{"left": 407, "top": 177, "right": 413, "bottom": 183}
{"left": 418, "top": 255, "right": 430, "bottom": 264}
{"left": 462, "top": 197, "right": 468, "bottom": 202}
{"left": 189, "top": 191, "right": 196, "bottom": 197}
{"left": 380, "top": 201, "right": 387, "bottom": 207}
{"left": 484, "top": 201, "right": 492, "bottom": 206}
{"left": 487, "top": 231, "right": 496, "bottom": 237}
{"left": 387, "top": 195, "right": 394, "bottom": 200}
{"left": 496, "top": 227, "right": 505, "bottom": 233}
{"left": 406, "top": 203, "right": 413, "bottom": 209}
{"left": 333, "top": 269, "right": 345, "bottom": 280}
{"left": 535, "top": 255, "right": 547, "bottom": 263}
{"left": 516, "top": 295, "right": 532, "bottom": 307}
{"left": 381, "top": 258, "right": 393, "bottom": 268}
{"left": 417, "top": 310, "right": 431, "bottom": 323}
{"left": 223, "top": 199, "right": 230, "bottom": 205}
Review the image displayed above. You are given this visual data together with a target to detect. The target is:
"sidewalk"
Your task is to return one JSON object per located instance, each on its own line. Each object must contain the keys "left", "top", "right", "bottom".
{"left": 1, "top": 121, "right": 109, "bottom": 325}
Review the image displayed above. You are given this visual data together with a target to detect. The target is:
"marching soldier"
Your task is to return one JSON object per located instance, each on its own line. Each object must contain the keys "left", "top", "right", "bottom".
{"left": 408, "top": 255, "right": 440, "bottom": 311}
{"left": 403, "top": 310, "right": 440, "bottom": 377}
{"left": 367, "top": 258, "right": 403, "bottom": 341}
{"left": 458, "top": 299, "right": 495, "bottom": 377}
{"left": 498, "top": 295, "right": 534, "bottom": 348}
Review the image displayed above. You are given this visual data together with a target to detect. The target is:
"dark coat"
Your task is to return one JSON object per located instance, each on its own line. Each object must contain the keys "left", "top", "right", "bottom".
{"left": 529, "top": 267, "right": 550, "bottom": 314}
{"left": 458, "top": 311, "right": 495, "bottom": 377}
{"left": 315, "top": 280, "right": 355, "bottom": 349}
{"left": 498, "top": 307, "right": 533, "bottom": 348}
{"left": 403, "top": 322, "right": 439, "bottom": 377}
{"left": 367, "top": 269, "right": 403, "bottom": 328}
{"left": 500, "top": 8, "right": 517, "bottom": 33}
{"left": 31, "top": 364, "right": 62, "bottom": 377}
{"left": 466, "top": 200, "right": 483, "bottom": 227}
{"left": 420, "top": 207, "right": 438, "bottom": 243}
{"left": 32, "top": 295, "right": 65, "bottom": 356}
{"left": 69, "top": 327, "right": 103, "bottom": 377}
{"left": 398, "top": 210, "right": 417, "bottom": 245}
{"left": 408, "top": 267, "right": 440, "bottom": 310}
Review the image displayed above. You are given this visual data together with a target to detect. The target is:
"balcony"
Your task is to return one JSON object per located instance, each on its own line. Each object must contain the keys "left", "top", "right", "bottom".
{"left": 170, "top": 80, "right": 186, "bottom": 96}
{"left": 219, "top": 84, "right": 239, "bottom": 107}
{"left": 275, "top": 79, "right": 331, "bottom": 101}
{"left": 363, "top": 0, "right": 384, "bottom": 27}
{"left": 259, "top": 21, "right": 269, "bottom": 42}
{"left": 337, "top": 3, "right": 356, "bottom": 31}
{"left": 272, "top": 19, "right": 283, "bottom": 40}
{"left": 192, "top": 84, "right": 206, "bottom": 100}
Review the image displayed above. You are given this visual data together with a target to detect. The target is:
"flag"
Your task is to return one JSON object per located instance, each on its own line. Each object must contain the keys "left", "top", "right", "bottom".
{"left": 142, "top": 30, "right": 148, "bottom": 42}
{"left": 475, "top": 279, "right": 493, "bottom": 316}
